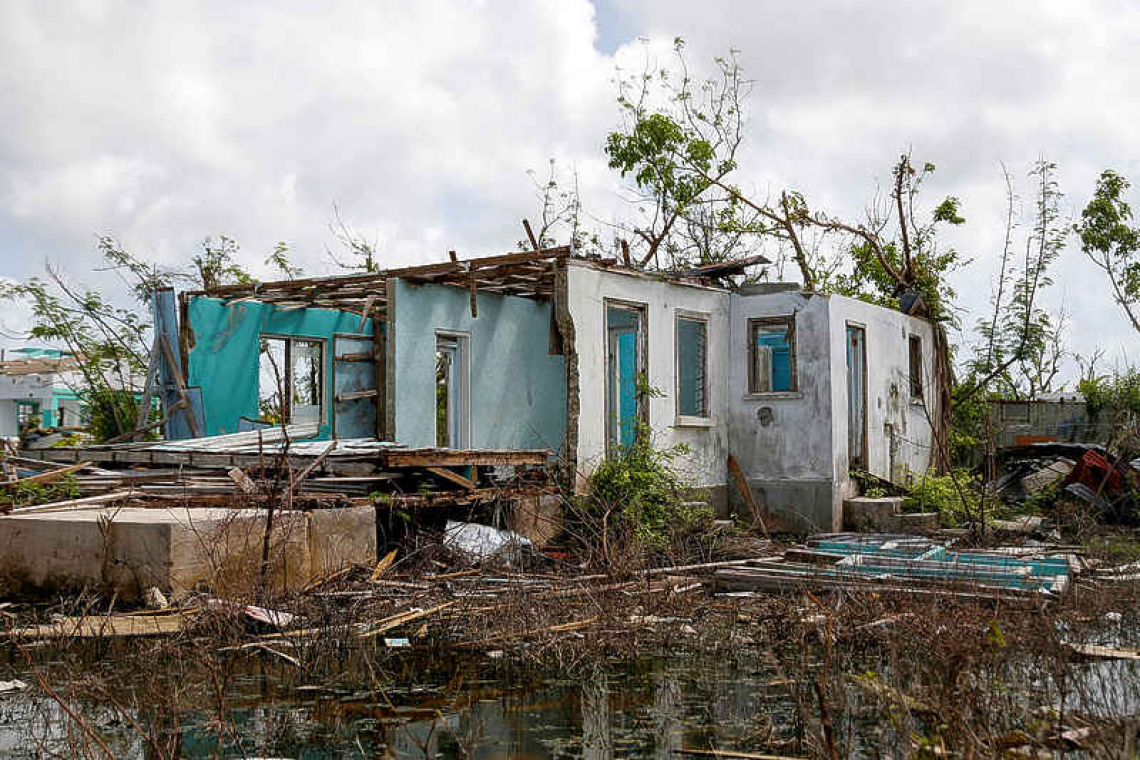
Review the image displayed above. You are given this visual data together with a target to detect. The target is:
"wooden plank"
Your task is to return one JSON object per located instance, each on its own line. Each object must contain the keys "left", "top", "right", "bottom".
{"left": 228, "top": 467, "right": 258, "bottom": 494}
{"left": 8, "top": 612, "right": 189, "bottom": 639}
{"left": 679, "top": 749, "right": 806, "bottom": 760}
{"left": 0, "top": 461, "right": 92, "bottom": 491}
{"left": 391, "top": 246, "right": 570, "bottom": 280}
{"left": 289, "top": 442, "right": 338, "bottom": 494}
{"left": 468, "top": 263, "right": 478, "bottom": 318}
{"left": 522, "top": 218, "right": 541, "bottom": 252}
{"left": 8, "top": 490, "right": 137, "bottom": 515}
{"left": 426, "top": 466, "right": 476, "bottom": 490}
{"left": 381, "top": 449, "right": 550, "bottom": 467}
{"left": 157, "top": 333, "right": 202, "bottom": 438}
{"left": 134, "top": 335, "right": 160, "bottom": 432}
{"left": 356, "top": 294, "right": 377, "bottom": 332}
{"left": 727, "top": 454, "right": 769, "bottom": 539}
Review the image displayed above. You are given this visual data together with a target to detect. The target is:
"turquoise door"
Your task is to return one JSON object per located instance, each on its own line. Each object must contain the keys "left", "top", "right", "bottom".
{"left": 606, "top": 305, "right": 645, "bottom": 453}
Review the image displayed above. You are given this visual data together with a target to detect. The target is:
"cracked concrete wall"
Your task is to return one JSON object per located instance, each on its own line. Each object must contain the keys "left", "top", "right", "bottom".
{"left": 729, "top": 290, "right": 838, "bottom": 531}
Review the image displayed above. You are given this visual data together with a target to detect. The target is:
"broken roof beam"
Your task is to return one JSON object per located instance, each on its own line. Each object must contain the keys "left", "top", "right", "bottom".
{"left": 392, "top": 245, "right": 570, "bottom": 281}
{"left": 678, "top": 253, "right": 770, "bottom": 279}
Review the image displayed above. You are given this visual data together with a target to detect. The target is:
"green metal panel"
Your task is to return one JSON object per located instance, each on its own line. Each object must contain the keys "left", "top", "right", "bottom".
{"left": 185, "top": 296, "right": 375, "bottom": 438}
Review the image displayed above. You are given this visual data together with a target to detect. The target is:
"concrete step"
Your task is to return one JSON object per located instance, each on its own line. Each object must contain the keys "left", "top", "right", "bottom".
{"left": 842, "top": 496, "right": 902, "bottom": 531}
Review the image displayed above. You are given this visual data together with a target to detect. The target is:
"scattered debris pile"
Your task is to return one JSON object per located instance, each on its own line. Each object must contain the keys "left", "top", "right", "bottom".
{"left": 994, "top": 442, "right": 1140, "bottom": 523}
{"left": 3, "top": 423, "right": 553, "bottom": 514}
{"left": 715, "top": 533, "right": 1077, "bottom": 600}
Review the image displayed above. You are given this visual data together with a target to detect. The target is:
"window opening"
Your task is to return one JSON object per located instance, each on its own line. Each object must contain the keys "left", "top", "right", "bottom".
{"left": 676, "top": 314, "right": 709, "bottom": 417}
{"left": 749, "top": 317, "right": 796, "bottom": 393}
{"left": 258, "top": 336, "right": 324, "bottom": 425}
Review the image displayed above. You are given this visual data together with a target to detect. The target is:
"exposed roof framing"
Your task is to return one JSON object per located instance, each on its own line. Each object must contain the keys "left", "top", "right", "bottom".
{"left": 187, "top": 246, "right": 573, "bottom": 317}
{"left": 184, "top": 246, "right": 768, "bottom": 317}
{"left": 394, "top": 246, "right": 571, "bottom": 300}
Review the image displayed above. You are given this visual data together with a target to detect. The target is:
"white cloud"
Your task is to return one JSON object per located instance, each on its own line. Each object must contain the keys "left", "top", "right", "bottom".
{"left": 0, "top": 0, "right": 1137, "bottom": 383}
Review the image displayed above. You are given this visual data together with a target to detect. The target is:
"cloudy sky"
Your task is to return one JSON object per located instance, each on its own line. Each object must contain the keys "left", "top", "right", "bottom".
{"left": 1, "top": 0, "right": 1137, "bottom": 382}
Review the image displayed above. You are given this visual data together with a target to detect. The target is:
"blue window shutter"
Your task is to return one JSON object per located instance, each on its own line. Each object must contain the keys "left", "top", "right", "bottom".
{"left": 757, "top": 333, "right": 792, "bottom": 391}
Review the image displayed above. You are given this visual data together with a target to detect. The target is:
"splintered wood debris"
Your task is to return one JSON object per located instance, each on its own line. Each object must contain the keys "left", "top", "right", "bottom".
{"left": 6, "top": 425, "right": 553, "bottom": 512}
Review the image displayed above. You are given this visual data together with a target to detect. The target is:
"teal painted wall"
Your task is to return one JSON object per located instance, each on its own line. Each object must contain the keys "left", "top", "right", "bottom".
{"left": 392, "top": 279, "right": 566, "bottom": 452}
{"left": 41, "top": 389, "right": 80, "bottom": 427}
{"left": 186, "top": 297, "right": 375, "bottom": 438}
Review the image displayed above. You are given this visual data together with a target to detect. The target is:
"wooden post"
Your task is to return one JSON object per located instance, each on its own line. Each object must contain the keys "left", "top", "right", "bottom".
{"left": 728, "top": 454, "right": 769, "bottom": 538}
{"left": 157, "top": 334, "right": 202, "bottom": 439}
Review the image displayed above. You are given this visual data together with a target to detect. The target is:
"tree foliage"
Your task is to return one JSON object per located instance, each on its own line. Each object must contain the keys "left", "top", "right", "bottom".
{"left": 1, "top": 235, "right": 298, "bottom": 441}
{"left": 604, "top": 38, "right": 763, "bottom": 270}
{"left": 968, "top": 160, "right": 1067, "bottom": 400}
{"left": 1076, "top": 169, "right": 1140, "bottom": 334}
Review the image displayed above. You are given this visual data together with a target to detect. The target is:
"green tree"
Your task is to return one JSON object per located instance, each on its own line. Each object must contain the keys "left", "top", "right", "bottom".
{"left": 605, "top": 38, "right": 766, "bottom": 270}
{"left": 1075, "top": 169, "right": 1140, "bottom": 333}
{"left": 968, "top": 159, "right": 1068, "bottom": 400}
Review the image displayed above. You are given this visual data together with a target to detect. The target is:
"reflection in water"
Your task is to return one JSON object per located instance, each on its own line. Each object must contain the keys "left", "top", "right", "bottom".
{"left": 581, "top": 668, "right": 612, "bottom": 760}
{"left": 651, "top": 673, "right": 681, "bottom": 760}
{"left": 3, "top": 648, "right": 1139, "bottom": 758}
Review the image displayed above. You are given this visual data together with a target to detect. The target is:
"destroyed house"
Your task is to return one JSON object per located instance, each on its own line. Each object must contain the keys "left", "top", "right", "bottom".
{"left": 176, "top": 247, "right": 941, "bottom": 532}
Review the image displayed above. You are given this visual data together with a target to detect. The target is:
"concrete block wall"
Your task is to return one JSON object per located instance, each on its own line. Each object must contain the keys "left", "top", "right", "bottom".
{"left": 728, "top": 290, "right": 839, "bottom": 530}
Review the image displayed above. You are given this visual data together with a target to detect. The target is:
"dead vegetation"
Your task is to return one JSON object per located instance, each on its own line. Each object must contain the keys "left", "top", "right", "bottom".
{"left": 0, "top": 516, "right": 1138, "bottom": 757}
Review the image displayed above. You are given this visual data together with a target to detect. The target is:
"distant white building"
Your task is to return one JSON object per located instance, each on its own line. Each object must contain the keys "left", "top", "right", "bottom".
{"left": 0, "top": 348, "right": 85, "bottom": 437}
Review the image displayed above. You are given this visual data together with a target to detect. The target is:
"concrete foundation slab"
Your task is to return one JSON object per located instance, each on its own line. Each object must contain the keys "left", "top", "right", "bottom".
{"left": 0, "top": 505, "right": 376, "bottom": 599}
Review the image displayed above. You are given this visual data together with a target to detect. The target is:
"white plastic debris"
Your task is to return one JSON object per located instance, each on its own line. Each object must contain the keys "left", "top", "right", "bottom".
{"left": 143, "top": 587, "right": 169, "bottom": 610}
{"left": 443, "top": 520, "right": 533, "bottom": 564}
{"left": 0, "top": 680, "right": 27, "bottom": 694}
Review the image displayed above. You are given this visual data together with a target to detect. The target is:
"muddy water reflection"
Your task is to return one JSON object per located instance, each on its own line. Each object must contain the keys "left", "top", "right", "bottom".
{"left": 0, "top": 652, "right": 794, "bottom": 758}
{"left": 4, "top": 645, "right": 1136, "bottom": 758}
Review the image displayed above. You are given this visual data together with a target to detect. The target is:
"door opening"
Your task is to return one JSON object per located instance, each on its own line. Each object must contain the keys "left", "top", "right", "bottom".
{"left": 435, "top": 333, "right": 470, "bottom": 448}
{"left": 605, "top": 303, "right": 646, "bottom": 454}
{"left": 846, "top": 325, "right": 867, "bottom": 469}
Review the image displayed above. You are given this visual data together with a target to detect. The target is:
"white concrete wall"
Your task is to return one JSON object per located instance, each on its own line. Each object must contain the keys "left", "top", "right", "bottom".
{"left": 728, "top": 290, "right": 839, "bottom": 530}
{"left": 566, "top": 262, "right": 731, "bottom": 489}
{"left": 729, "top": 290, "right": 835, "bottom": 480}
{"left": 827, "top": 295, "right": 939, "bottom": 492}
{"left": 0, "top": 374, "right": 54, "bottom": 403}
{"left": 563, "top": 269, "right": 941, "bottom": 532}
{"left": 0, "top": 400, "right": 16, "bottom": 438}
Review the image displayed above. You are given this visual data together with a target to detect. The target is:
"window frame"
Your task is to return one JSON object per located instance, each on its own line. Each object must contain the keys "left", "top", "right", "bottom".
{"left": 1000, "top": 401, "right": 1031, "bottom": 423}
{"left": 15, "top": 401, "right": 40, "bottom": 430}
{"left": 908, "top": 334, "right": 924, "bottom": 402}
{"left": 747, "top": 315, "right": 798, "bottom": 396}
{"left": 258, "top": 334, "right": 327, "bottom": 426}
{"left": 674, "top": 309, "right": 712, "bottom": 425}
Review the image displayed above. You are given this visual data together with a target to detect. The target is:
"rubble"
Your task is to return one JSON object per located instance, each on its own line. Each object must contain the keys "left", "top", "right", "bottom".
{"left": 715, "top": 533, "right": 1074, "bottom": 599}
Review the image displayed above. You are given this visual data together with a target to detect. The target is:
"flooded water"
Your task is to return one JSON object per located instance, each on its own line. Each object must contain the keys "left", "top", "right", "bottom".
{"left": 0, "top": 649, "right": 806, "bottom": 758}
{"left": 0, "top": 626, "right": 1137, "bottom": 757}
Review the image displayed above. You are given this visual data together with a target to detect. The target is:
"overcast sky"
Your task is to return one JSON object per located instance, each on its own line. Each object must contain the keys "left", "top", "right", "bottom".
{"left": 1, "top": 0, "right": 1137, "bottom": 382}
